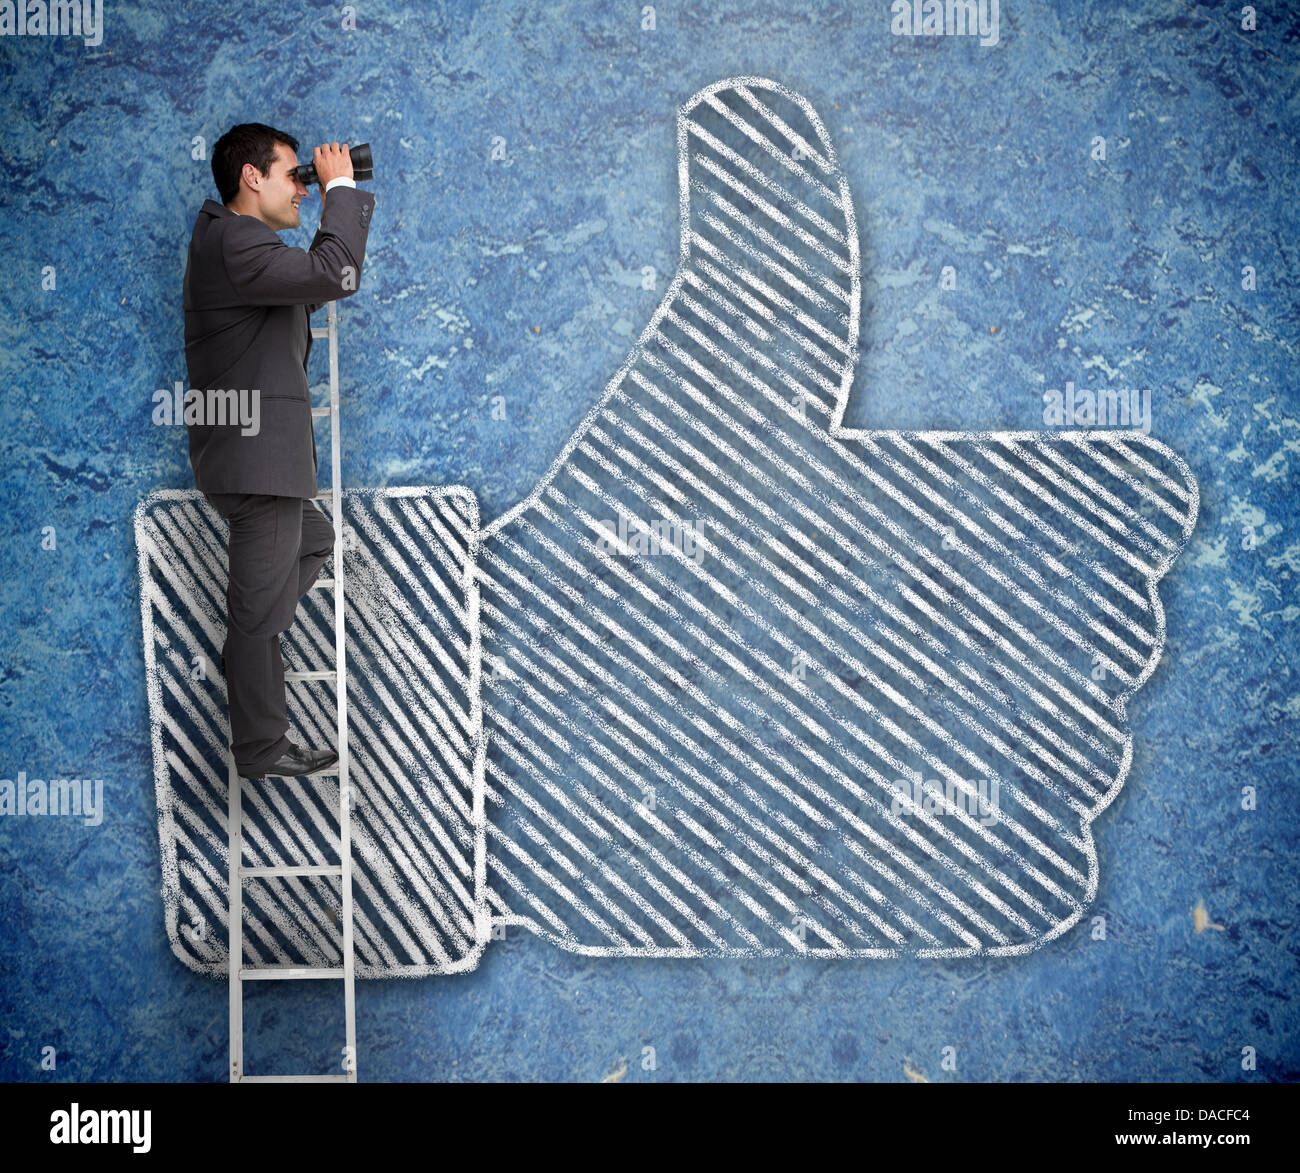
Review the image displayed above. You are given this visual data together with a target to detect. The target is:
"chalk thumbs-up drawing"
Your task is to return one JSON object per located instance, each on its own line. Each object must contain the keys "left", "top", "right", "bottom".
{"left": 138, "top": 76, "right": 1197, "bottom": 977}
{"left": 475, "top": 75, "right": 1198, "bottom": 958}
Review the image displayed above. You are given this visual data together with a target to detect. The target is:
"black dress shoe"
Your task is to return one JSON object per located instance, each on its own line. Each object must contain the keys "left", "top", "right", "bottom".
{"left": 240, "top": 741, "right": 339, "bottom": 780}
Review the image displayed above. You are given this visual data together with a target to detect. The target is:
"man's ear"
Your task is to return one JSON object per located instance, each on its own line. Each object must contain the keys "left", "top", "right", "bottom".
{"left": 240, "top": 161, "right": 262, "bottom": 193}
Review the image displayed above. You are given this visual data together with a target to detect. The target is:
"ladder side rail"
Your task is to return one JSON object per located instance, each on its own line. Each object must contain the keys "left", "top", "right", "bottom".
{"left": 327, "top": 299, "right": 358, "bottom": 1083}
{"left": 227, "top": 763, "right": 243, "bottom": 1082}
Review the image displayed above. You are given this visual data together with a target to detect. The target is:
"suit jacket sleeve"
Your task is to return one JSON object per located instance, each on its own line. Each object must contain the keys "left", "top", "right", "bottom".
{"left": 303, "top": 223, "right": 334, "bottom": 316}
{"left": 221, "top": 186, "right": 375, "bottom": 307}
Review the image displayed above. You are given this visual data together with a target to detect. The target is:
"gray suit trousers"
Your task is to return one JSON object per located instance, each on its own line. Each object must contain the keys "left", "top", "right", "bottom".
{"left": 203, "top": 493, "right": 336, "bottom": 773}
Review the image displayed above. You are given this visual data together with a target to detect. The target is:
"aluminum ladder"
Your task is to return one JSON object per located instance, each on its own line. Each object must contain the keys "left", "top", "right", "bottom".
{"left": 227, "top": 298, "right": 357, "bottom": 1083}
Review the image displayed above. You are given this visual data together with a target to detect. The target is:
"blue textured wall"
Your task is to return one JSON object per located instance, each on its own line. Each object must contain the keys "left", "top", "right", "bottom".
{"left": 1, "top": 0, "right": 1297, "bottom": 1081}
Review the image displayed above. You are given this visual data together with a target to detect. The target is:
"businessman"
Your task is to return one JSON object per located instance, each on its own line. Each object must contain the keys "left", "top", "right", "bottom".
{"left": 183, "top": 123, "right": 375, "bottom": 779}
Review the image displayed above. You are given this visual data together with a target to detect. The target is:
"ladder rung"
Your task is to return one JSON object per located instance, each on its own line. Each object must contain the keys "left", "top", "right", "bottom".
{"left": 310, "top": 326, "right": 331, "bottom": 339}
{"left": 246, "top": 767, "right": 340, "bottom": 780}
{"left": 240, "top": 965, "right": 346, "bottom": 981}
{"left": 239, "top": 865, "right": 343, "bottom": 879}
{"left": 310, "top": 577, "right": 335, "bottom": 590}
{"left": 284, "top": 669, "right": 337, "bottom": 682}
{"left": 311, "top": 405, "right": 333, "bottom": 418}
{"left": 239, "top": 1074, "right": 350, "bottom": 1083}
{"left": 314, "top": 491, "right": 333, "bottom": 502}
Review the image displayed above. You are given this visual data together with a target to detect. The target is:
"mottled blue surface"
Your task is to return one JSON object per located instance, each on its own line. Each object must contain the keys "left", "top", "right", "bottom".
{"left": 1, "top": 0, "right": 1298, "bottom": 1081}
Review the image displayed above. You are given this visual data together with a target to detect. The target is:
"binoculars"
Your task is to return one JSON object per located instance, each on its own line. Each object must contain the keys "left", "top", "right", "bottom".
{"left": 292, "top": 142, "right": 374, "bottom": 186}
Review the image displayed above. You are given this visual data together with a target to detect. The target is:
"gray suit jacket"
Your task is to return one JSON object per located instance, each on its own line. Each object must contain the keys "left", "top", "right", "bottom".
{"left": 182, "top": 185, "right": 375, "bottom": 497}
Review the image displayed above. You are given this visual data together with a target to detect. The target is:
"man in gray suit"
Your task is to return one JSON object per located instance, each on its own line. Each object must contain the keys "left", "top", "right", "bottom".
{"left": 183, "top": 123, "right": 375, "bottom": 779}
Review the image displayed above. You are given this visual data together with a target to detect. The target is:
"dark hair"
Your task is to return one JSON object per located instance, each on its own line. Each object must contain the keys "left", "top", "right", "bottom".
{"left": 211, "top": 123, "right": 299, "bottom": 204}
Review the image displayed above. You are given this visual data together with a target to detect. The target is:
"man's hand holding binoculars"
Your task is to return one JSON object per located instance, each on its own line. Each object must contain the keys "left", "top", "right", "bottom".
{"left": 313, "top": 141, "right": 354, "bottom": 201}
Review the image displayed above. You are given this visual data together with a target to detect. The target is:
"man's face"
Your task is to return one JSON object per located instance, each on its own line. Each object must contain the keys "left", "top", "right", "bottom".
{"left": 251, "top": 141, "right": 308, "bottom": 230}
